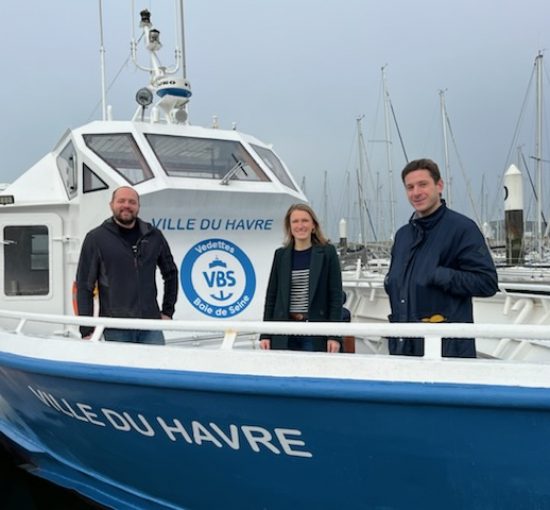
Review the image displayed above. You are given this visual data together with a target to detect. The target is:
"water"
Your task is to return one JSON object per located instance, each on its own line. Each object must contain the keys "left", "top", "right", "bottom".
{"left": 0, "top": 441, "right": 105, "bottom": 510}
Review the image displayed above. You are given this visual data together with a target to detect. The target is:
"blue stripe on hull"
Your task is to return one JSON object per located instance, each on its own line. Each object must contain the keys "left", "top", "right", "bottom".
{"left": 1, "top": 352, "right": 550, "bottom": 510}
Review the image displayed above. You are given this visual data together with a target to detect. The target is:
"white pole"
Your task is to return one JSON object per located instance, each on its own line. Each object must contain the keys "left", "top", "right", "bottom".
{"left": 178, "top": 0, "right": 188, "bottom": 79}
{"left": 98, "top": 0, "right": 107, "bottom": 121}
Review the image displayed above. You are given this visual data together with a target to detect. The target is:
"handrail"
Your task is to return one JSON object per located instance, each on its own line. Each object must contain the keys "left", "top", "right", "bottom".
{"left": 343, "top": 278, "right": 550, "bottom": 295}
{"left": 1, "top": 309, "right": 549, "bottom": 343}
{"left": 499, "top": 282, "right": 550, "bottom": 293}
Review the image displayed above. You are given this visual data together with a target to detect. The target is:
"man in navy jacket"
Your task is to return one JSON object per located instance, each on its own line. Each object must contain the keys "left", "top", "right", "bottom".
{"left": 384, "top": 158, "right": 498, "bottom": 357}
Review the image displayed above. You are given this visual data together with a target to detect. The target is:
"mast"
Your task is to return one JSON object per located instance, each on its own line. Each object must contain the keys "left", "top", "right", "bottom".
{"left": 323, "top": 170, "right": 328, "bottom": 232}
{"left": 382, "top": 65, "right": 396, "bottom": 236}
{"left": 480, "top": 173, "right": 486, "bottom": 230}
{"left": 345, "top": 170, "right": 351, "bottom": 225}
{"left": 535, "top": 52, "right": 543, "bottom": 256}
{"left": 176, "top": 0, "right": 189, "bottom": 120}
{"left": 356, "top": 116, "right": 367, "bottom": 246}
{"left": 439, "top": 89, "right": 452, "bottom": 208}
{"left": 356, "top": 117, "right": 377, "bottom": 244}
{"left": 375, "top": 169, "right": 382, "bottom": 240}
{"left": 98, "top": 0, "right": 107, "bottom": 120}
{"left": 130, "top": 7, "right": 192, "bottom": 124}
{"left": 177, "top": 0, "right": 187, "bottom": 80}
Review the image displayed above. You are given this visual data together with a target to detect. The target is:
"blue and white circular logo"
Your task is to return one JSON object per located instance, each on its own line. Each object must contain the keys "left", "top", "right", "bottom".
{"left": 181, "top": 238, "right": 256, "bottom": 318}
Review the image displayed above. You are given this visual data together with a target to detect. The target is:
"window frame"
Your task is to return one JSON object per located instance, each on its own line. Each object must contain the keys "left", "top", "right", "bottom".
{"left": 56, "top": 141, "right": 78, "bottom": 199}
{"left": 3, "top": 225, "right": 50, "bottom": 297}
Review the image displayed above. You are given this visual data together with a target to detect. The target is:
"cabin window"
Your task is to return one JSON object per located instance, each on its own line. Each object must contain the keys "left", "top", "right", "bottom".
{"left": 83, "top": 133, "right": 154, "bottom": 184}
{"left": 250, "top": 144, "right": 297, "bottom": 191}
{"left": 56, "top": 142, "right": 78, "bottom": 199}
{"left": 3, "top": 226, "right": 49, "bottom": 296}
{"left": 83, "top": 164, "right": 109, "bottom": 193}
{"left": 145, "top": 134, "right": 269, "bottom": 182}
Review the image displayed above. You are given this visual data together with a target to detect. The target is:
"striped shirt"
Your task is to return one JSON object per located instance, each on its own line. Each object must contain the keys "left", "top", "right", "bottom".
{"left": 289, "top": 247, "right": 311, "bottom": 313}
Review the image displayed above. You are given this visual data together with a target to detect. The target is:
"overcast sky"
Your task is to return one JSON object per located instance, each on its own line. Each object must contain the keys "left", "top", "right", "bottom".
{"left": 3, "top": 0, "right": 550, "bottom": 241}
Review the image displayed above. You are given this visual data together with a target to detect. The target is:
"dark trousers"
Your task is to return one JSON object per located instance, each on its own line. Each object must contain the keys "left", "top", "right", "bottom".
{"left": 104, "top": 329, "right": 165, "bottom": 345}
{"left": 287, "top": 336, "right": 316, "bottom": 351}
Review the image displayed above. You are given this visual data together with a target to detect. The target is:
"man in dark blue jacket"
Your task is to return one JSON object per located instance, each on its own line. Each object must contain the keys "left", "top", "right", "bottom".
{"left": 384, "top": 158, "right": 498, "bottom": 357}
{"left": 76, "top": 186, "right": 178, "bottom": 344}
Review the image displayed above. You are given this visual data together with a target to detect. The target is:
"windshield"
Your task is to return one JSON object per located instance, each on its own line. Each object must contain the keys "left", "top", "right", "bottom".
{"left": 83, "top": 133, "right": 154, "bottom": 185}
{"left": 250, "top": 144, "right": 297, "bottom": 191}
{"left": 146, "top": 134, "right": 269, "bottom": 182}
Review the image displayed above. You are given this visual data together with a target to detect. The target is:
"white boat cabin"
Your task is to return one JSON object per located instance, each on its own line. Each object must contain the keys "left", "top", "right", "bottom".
{"left": 0, "top": 120, "right": 306, "bottom": 329}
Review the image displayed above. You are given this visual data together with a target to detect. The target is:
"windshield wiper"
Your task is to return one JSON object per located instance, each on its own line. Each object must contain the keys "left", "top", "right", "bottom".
{"left": 219, "top": 154, "right": 248, "bottom": 185}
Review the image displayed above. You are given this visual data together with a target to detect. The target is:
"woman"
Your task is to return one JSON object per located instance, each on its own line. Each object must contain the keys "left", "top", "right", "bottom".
{"left": 259, "top": 203, "right": 342, "bottom": 352}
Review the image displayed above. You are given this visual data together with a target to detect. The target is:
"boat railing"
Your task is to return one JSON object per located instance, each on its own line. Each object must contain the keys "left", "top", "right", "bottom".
{"left": 344, "top": 277, "right": 550, "bottom": 295}
{"left": 1, "top": 309, "right": 550, "bottom": 360}
{"left": 499, "top": 282, "right": 550, "bottom": 294}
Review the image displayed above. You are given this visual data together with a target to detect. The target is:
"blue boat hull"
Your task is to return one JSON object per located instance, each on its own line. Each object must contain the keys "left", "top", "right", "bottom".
{"left": 1, "top": 351, "right": 550, "bottom": 510}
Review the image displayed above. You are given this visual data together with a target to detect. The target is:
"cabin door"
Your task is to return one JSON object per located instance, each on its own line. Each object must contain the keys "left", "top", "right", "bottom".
{"left": 0, "top": 213, "right": 65, "bottom": 315}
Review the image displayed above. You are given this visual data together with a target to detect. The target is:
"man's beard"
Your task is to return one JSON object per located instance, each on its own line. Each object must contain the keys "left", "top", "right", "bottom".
{"left": 115, "top": 211, "right": 136, "bottom": 226}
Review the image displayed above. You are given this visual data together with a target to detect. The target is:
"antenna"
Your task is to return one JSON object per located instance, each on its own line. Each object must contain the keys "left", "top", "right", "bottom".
{"left": 177, "top": 0, "right": 187, "bottom": 80}
{"left": 130, "top": 7, "right": 192, "bottom": 124}
{"left": 98, "top": 0, "right": 107, "bottom": 120}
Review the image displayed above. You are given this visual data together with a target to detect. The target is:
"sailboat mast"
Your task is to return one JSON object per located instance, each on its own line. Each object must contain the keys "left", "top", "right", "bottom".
{"left": 382, "top": 66, "right": 396, "bottom": 236}
{"left": 535, "top": 52, "right": 543, "bottom": 256}
{"left": 323, "top": 170, "right": 328, "bottom": 233}
{"left": 356, "top": 116, "right": 367, "bottom": 246}
{"left": 345, "top": 171, "right": 351, "bottom": 225}
{"left": 439, "top": 90, "right": 452, "bottom": 208}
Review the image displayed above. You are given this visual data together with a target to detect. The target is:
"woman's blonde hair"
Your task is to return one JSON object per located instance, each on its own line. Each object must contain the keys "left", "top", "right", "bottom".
{"left": 283, "top": 203, "right": 328, "bottom": 247}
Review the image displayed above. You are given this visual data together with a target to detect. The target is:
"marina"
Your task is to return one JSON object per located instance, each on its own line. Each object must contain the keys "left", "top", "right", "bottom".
{"left": 1, "top": 2, "right": 550, "bottom": 509}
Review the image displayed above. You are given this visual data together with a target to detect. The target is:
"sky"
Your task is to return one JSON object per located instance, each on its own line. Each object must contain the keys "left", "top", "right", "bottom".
{"left": 2, "top": 0, "right": 550, "bottom": 242}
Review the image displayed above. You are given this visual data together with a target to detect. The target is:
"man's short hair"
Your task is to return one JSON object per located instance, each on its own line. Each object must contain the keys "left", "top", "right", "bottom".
{"left": 401, "top": 158, "right": 441, "bottom": 183}
{"left": 111, "top": 186, "right": 140, "bottom": 203}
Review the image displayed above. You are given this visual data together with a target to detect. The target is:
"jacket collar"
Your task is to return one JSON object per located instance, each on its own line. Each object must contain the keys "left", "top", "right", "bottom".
{"left": 409, "top": 199, "right": 447, "bottom": 231}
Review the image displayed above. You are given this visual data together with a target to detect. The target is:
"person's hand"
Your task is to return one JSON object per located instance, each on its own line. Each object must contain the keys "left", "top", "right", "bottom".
{"left": 83, "top": 335, "right": 92, "bottom": 340}
{"left": 259, "top": 339, "right": 271, "bottom": 350}
{"left": 327, "top": 339, "right": 340, "bottom": 353}
{"left": 161, "top": 313, "right": 172, "bottom": 320}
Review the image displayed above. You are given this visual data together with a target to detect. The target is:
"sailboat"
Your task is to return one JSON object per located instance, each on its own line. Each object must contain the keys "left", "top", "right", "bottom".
{"left": 339, "top": 67, "right": 406, "bottom": 270}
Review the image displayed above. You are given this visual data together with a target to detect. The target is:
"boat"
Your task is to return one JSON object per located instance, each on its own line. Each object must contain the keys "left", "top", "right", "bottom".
{"left": 1, "top": 310, "right": 550, "bottom": 510}
{"left": 2, "top": 6, "right": 550, "bottom": 510}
